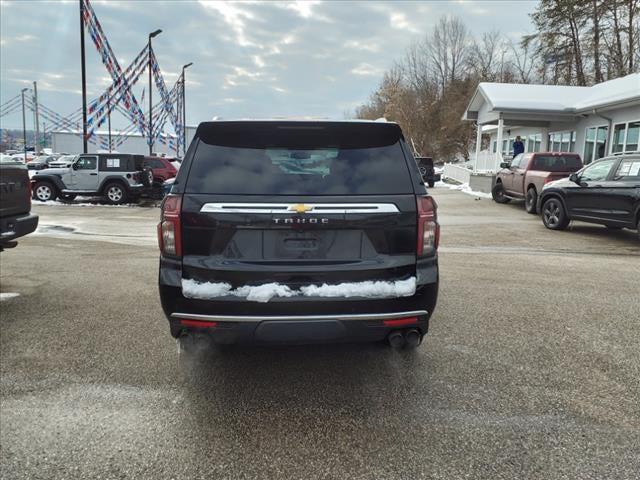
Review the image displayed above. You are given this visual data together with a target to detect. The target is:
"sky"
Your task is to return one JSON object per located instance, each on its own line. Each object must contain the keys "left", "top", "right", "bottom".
{"left": 0, "top": 0, "right": 538, "bottom": 131}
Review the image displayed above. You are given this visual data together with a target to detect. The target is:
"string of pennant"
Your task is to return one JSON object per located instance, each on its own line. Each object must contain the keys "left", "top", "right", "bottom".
{"left": 82, "top": 0, "right": 147, "bottom": 137}
{"left": 4, "top": 0, "right": 184, "bottom": 155}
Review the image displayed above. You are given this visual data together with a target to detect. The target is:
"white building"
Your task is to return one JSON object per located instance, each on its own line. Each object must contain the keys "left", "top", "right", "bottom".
{"left": 51, "top": 126, "right": 197, "bottom": 157}
{"left": 459, "top": 73, "right": 640, "bottom": 179}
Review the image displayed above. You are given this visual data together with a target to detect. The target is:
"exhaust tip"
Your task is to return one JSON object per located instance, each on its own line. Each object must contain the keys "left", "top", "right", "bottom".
{"left": 405, "top": 329, "right": 422, "bottom": 348}
{"left": 388, "top": 331, "right": 405, "bottom": 349}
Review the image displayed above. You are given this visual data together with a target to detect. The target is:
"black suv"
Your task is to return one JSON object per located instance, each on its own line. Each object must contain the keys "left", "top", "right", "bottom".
{"left": 158, "top": 120, "right": 440, "bottom": 349}
{"left": 415, "top": 156, "right": 440, "bottom": 187}
{"left": 539, "top": 153, "right": 640, "bottom": 238}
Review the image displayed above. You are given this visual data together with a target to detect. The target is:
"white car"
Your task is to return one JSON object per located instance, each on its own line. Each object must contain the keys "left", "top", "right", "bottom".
{"left": 48, "top": 154, "right": 77, "bottom": 168}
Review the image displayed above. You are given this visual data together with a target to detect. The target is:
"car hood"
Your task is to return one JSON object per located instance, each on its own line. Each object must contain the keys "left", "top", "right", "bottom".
{"left": 33, "top": 167, "right": 70, "bottom": 176}
{"left": 543, "top": 177, "right": 574, "bottom": 189}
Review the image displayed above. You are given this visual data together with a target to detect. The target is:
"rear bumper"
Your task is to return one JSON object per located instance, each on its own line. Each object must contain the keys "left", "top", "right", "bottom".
{"left": 170, "top": 310, "right": 430, "bottom": 345}
{"left": 159, "top": 255, "right": 438, "bottom": 344}
{"left": 0, "top": 212, "right": 39, "bottom": 245}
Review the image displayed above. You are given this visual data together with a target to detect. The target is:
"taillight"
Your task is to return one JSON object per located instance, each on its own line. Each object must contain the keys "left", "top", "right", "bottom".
{"left": 158, "top": 194, "right": 182, "bottom": 256}
{"left": 417, "top": 195, "right": 440, "bottom": 256}
{"left": 383, "top": 316, "right": 418, "bottom": 327}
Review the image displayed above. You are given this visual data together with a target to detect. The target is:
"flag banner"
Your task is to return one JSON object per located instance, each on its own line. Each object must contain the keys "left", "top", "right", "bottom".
{"left": 82, "top": 0, "right": 147, "bottom": 135}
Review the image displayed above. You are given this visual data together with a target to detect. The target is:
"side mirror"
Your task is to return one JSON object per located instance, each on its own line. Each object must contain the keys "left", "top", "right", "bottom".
{"left": 72, "top": 162, "right": 78, "bottom": 170}
{"left": 569, "top": 173, "right": 579, "bottom": 184}
{"left": 500, "top": 162, "right": 510, "bottom": 169}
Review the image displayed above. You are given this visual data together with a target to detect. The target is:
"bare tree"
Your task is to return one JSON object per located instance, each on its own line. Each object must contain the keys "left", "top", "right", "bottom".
{"left": 470, "top": 31, "right": 503, "bottom": 80}
{"left": 509, "top": 38, "right": 538, "bottom": 83}
{"left": 426, "top": 16, "right": 471, "bottom": 95}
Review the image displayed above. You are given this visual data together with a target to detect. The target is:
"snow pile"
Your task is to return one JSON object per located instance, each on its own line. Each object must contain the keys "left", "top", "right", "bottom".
{"left": 236, "top": 283, "right": 296, "bottom": 302}
{"left": 182, "top": 277, "right": 417, "bottom": 303}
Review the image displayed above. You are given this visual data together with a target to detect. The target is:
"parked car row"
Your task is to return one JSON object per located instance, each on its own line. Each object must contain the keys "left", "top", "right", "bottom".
{"left": 29, "top": 153, "right": 179, "bottom": 205}
{"left": 492, "top": 151, "right": 640, "bottom": 239}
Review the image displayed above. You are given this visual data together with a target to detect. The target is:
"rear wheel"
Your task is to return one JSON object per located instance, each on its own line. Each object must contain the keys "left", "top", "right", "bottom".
{"left": 104, "top": 182, "right": 128, "bottom": 205}
{"left": 525, "top": 187, "right": 537, "bottom": 214}
{"left": 33, "top": 182, "right": 57, "bottom": 202}
{"left": 492, "top": 183, "right": 510, "bottom": 203}
{"left": 140, "top": 168, "right": 154, "bottom": 188}
{"left": 541, "top": 197, "right": 569, "bottom": 230}
{"left": 427, "top": 180, "right": 435, "bottom": 188}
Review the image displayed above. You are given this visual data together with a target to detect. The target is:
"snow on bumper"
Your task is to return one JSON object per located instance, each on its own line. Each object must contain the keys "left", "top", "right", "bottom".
{"left": 181, "top": 277, "right": 417, "bottom": 303}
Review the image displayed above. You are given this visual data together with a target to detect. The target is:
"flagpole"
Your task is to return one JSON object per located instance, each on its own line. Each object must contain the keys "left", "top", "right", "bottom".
{"left": 79, "top": 0, "right": 88, "bottom": 154}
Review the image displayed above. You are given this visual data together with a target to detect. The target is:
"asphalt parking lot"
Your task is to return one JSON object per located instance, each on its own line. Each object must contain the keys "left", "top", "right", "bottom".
{"left": 1, "top": 188, "right": 639, "bottom": 480}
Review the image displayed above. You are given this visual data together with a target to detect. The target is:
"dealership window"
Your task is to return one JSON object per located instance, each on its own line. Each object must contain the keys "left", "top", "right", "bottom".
{"left": 526, "top": 133, "right": 542, "bottom": 152}
{"left": 583, "top": 126, "right": 608, "bottom": 164}
{"left": 548, "top": 131, "right": 576, "bottom": 153}
{"left": 612, "top": 121, "right": 640, "bottom": 153}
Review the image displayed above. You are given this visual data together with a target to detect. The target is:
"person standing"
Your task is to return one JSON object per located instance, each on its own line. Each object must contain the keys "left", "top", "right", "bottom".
{"left": 513, "top": 136, "right": 525, "bottom": 156}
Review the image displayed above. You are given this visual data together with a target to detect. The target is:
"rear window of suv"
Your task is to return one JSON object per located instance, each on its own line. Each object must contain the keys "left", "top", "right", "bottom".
{"left": 185, "top": 123, "right": 414, "bottom": 195}
{"left": 531, "top": 155, "right": 582, "bottom": 172}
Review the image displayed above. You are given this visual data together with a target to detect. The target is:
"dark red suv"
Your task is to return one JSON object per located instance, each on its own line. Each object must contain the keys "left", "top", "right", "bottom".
{"left": 144, "top": 156, "right": 178, "bottom": 186}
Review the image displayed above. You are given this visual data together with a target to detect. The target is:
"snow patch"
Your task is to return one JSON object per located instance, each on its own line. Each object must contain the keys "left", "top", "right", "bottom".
{"left": 182, "top": 277, "right": 417, "bottom": 303}
{"left": 439, "top": 181, "right": 492, "bottom": 199}
{"left": 34, "top": 199, "right": 142, "bottom": 208}
{"left": 300, "top": 278, "right": 416, "bottom": 298}
{"left": 0, "top": 293, "right": 20, "bottom": 301}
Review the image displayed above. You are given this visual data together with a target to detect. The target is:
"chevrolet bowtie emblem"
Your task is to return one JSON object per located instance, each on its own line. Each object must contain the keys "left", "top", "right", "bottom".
{"left": 288, "top": 204, "right": 314, "bottom": 213}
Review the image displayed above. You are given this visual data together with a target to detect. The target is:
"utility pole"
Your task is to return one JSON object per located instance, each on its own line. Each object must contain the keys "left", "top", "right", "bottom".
{"left": 107, "top": 95, "right": 112, "bottom": 152}
{"left": 33, "top": 81, "right": 41, "bottom": 155}
{"left": 181, "top": 62, "right": 193, "bottom": 158}
{"left": 79, "top": 0, "right": 88, "bottom": 153}
{"left": 21, "top": 88, "right": 28, "bottom": 162}
{"left": 148, "top": 29, "right": 162, "bottom": 156}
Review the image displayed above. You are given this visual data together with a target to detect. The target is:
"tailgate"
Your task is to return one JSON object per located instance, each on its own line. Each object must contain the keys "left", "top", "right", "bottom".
{"left": 0, "top": 164, "right": 31, "bottom": 219}
{"left": 181, "top": 194, "right": 417, "bottom": 286}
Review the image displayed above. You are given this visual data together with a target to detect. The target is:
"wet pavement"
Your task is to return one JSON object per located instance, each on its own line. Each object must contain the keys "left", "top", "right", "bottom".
{"left": 1, "top": 188, "right": 639, "bottom": 479}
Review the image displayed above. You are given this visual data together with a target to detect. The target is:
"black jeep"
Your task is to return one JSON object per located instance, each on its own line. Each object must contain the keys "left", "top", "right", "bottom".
{"left": 158, "top": 120, "right": 440, "bottom": 349}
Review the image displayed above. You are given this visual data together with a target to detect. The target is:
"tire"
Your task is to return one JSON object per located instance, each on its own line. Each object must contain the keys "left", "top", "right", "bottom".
{"left": 525, "top": 187, "right": 538, "bottom": 214}
{"left": 140, "top": 168, "right": 154, "bottom": 188}
{"left": 428, "top": 180, "right": 435, "bottom": 188}
{"left": 103, "top": 182, "right": 128, "bottom": 205}
{"left": 541, "top": 197, "right": 569, "bottom": 230}
{"left": 33, "top": 182, "right": 57, "bottom": 202}
{"left": 492, "top": 183, "right": 510, "bottom": 204}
